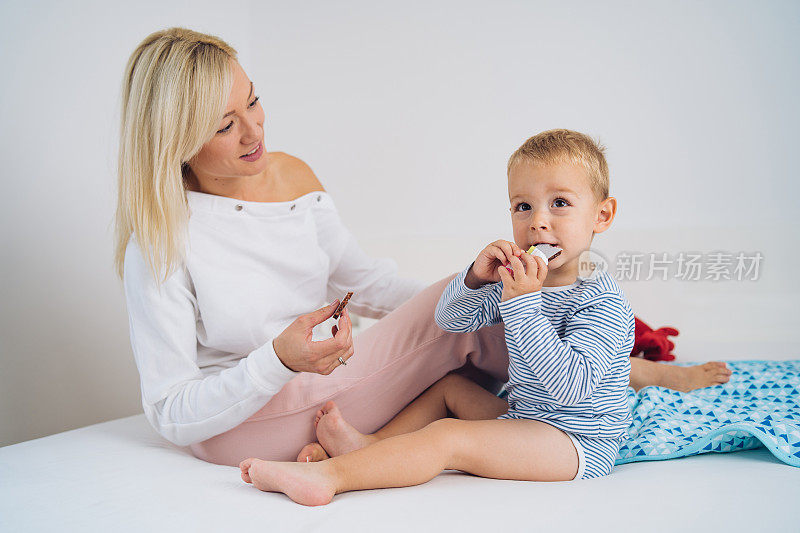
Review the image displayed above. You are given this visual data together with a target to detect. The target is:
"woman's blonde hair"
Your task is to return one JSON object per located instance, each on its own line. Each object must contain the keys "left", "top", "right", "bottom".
{"left": 114, "top": 27, "right": 237, "bottom": 283}
{"left": 507, "top": 129, "right": 609, "bottom": 203}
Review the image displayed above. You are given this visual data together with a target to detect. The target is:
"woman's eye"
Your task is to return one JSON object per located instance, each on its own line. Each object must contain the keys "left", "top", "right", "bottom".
{"left": 553, "top": 198, "right": 569, "bottom": 208}
{"left": 216, "top": 97, "right": 259, "bottom": 134}
{"left": 515, "top": 202, "right": 531, "bottom": 212}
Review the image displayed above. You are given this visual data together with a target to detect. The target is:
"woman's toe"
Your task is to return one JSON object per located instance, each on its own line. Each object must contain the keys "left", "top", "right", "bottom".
{"left": 296, "top": 442, "right": 329, "bottom": 462}
{"left": 239, "top": 458, "right": 255, "bottom": 483}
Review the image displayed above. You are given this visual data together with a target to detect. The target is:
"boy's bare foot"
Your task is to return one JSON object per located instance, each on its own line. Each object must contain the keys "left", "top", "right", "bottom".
{"left": 316, "top": 400, "right": 377, "bottom": 457}
{"left": 296, "top": 442, "right": 329, "bottom": 462}
{"left": 660, "top": 361, "right": 732, "bottom": 392}
{"left": 239, "top": 457, "right": 336, "bottom": 506}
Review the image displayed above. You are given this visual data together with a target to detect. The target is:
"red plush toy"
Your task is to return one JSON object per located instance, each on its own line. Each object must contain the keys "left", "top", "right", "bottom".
{"left": 630, "top": 316, "right": 679, "bottom": 362}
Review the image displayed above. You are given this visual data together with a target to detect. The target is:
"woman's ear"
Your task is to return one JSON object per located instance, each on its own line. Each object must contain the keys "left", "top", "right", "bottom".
{"left": 593, "top": 197, "right": 617, "bottom": 235}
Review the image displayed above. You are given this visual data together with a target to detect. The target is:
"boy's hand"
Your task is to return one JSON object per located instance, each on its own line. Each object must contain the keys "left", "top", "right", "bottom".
{"left": 498, "top": 251, "right": 547, "bottom": 302}
{"left": 465, "top": 240, "right": 523, "bottom": 289}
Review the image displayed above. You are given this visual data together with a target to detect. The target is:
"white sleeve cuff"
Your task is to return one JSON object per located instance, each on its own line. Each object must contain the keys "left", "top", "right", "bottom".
{"left": 246, "top": 340, "right": 299, "bottom": 394}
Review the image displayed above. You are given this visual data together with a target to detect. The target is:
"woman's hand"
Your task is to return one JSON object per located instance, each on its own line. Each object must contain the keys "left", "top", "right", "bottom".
{"left": 498, "top": 251, "right": 547, "bottom": 302}
{"left": 272, "top": 301, "right": 354, "bottom": 374}
{"left": 465, "top": 239, "right": 523, "bottom": 289}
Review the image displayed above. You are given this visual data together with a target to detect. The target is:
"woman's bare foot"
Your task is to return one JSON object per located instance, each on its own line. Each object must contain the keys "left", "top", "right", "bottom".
{"left": 239, "top": 458, "right": 336, "bottom": 506}
{"left": 296, "top": 442, "right": 329, "bottom": 463}
{"left": 315, "top": 401, "right": 377, "bottom": 457}
{"left": 660, "top": 361, "right": 732, "bottom": 392}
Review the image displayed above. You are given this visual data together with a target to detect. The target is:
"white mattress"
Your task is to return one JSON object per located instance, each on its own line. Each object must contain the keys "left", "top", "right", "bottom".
{"left": 1, "top": 414, "right": 798, "bottom": 532}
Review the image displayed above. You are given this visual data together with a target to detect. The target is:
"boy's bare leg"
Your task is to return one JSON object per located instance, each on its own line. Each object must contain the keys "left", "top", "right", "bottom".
{"left": 628, "top": 357, "right": 732, "bottom": 392}
{"left": 243, "top": 417, "right": 578, "bottom": 506}
{"left": 374, "top": 373, "right": 508, "bottom": 437}
{"left": 312, "top": 374, "right": 506, "bottom": 458}
{"left": 297, "top": 357, "right": 734, "bottom": 461}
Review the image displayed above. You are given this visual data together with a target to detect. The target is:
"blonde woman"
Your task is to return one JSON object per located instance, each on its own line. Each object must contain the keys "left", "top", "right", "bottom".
{"left": 116, "top": 28, "right": 731, "bottom": 467}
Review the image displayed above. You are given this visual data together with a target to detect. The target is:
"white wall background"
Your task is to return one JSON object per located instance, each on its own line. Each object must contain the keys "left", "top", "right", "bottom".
{"left": 1, "top": 0, "right": 798, "bottom": 447}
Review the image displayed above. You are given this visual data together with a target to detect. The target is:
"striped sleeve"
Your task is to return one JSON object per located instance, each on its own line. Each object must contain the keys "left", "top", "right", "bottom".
{"left": 434, "top": 264, "right": 502, "bottom": 333}
{"left": 498, "top": 289, "right": 631, "bottom": 406}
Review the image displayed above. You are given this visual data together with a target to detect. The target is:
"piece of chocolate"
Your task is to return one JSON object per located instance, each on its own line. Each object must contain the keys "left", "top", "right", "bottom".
{"left": 333, "top": 291, "right": 354, "bottom": 319}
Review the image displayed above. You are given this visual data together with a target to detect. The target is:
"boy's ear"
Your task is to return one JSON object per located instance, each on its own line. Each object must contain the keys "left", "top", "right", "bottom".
{"left": 593, "top": 197, "right": 617, "bottom": 235}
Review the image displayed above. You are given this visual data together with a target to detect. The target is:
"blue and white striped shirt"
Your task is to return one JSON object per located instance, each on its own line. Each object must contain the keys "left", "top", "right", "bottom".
{"left": 435, "top": 265, "right": 635, "bottom": 440}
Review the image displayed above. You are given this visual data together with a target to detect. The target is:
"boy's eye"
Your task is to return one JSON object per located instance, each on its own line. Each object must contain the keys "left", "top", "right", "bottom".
{"left": 515, "top": 202, "right": 531, "bottom": 212}
{"left": 553, "top": 198, "right": 569, "bottom": 208}
{"left": 216, "top": 96, "right": 260, "bottom": 134}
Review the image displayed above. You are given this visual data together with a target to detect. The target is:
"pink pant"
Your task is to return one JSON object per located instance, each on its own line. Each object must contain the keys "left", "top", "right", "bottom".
{"left": 189, "top": 274, "right": 509, "bottom": 466}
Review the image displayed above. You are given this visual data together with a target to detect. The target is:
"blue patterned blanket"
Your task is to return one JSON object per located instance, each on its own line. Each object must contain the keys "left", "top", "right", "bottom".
{"left": 615, "top": 360, "right": 800, "bottom": 467}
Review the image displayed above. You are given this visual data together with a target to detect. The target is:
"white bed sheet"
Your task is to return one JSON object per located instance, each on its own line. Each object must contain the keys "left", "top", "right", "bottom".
{"left": 1, "top": 414, "right": 798, "bottom": 532}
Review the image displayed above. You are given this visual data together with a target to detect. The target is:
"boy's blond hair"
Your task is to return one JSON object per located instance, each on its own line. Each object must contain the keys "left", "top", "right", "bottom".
{"left": 507, "top": 129, "right": 609, "bottom": 202}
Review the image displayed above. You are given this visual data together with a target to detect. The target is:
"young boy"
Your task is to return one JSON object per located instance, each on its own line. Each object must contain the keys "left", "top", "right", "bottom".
{"left": 239, "top": 129, "right": 638, "bottom": 505}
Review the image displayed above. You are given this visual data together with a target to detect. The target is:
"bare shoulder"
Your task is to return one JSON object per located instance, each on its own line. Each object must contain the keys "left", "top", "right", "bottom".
{"left": 269, "top": 151, "right": 325, "bottom": 196}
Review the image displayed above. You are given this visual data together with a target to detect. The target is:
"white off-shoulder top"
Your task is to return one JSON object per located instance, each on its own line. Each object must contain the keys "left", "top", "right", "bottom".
{"left": 123, "top": 190, "right": 425, "bottom": 446}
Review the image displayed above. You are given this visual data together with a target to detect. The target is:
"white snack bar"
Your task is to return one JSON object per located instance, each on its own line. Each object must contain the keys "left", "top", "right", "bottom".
{"left": 527, "top": 243, "right": 563, "bottom": 263}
